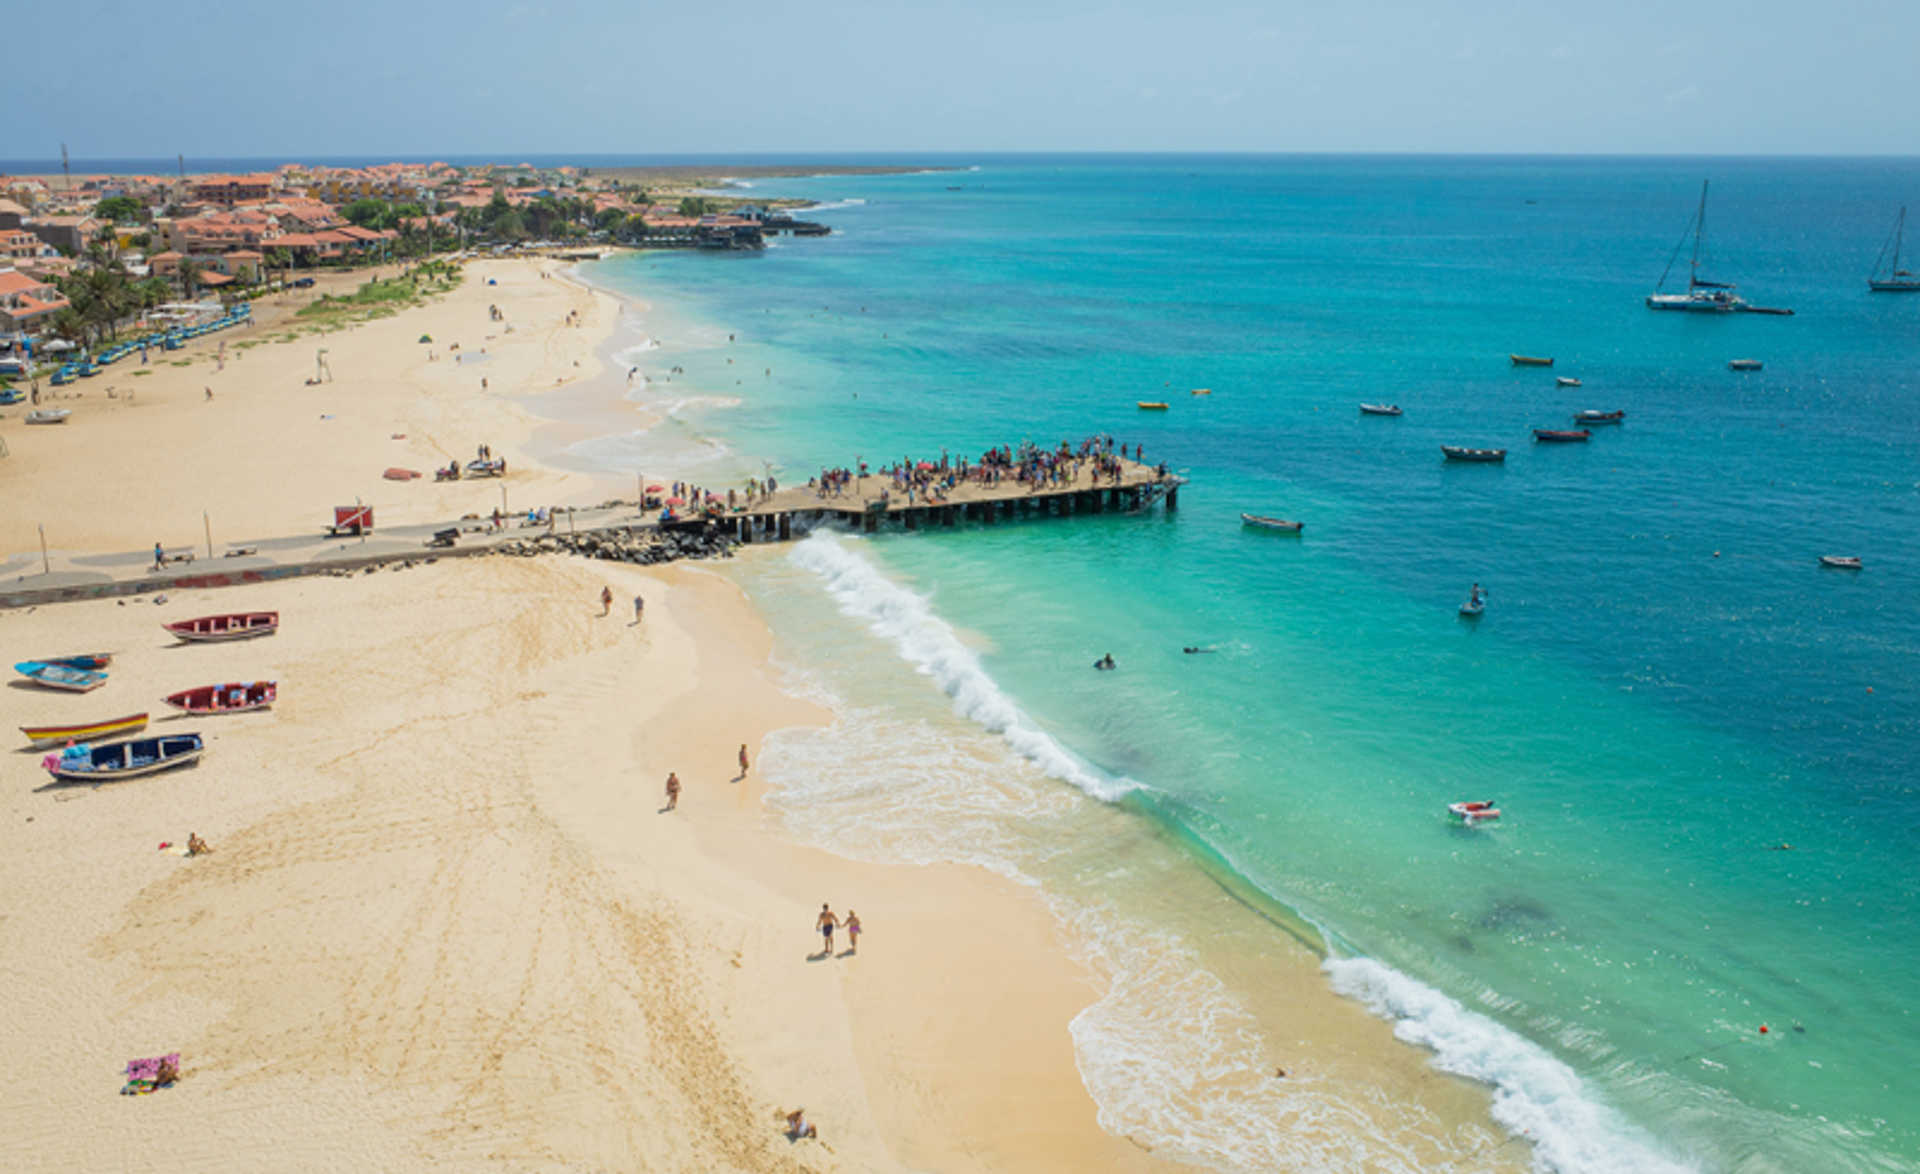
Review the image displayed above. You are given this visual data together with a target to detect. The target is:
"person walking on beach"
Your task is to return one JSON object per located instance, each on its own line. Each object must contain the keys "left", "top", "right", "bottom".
{"left": 737, "top": 743, "right": 750, "bottom": 779}
{"left": 664, "top": 771, "right": 681, "bottom": 812}
{"left": 844, "top": 910, "right": 861, "bottom": 955}
{"left": 816, "top": 904, "right": 839, "bottom": 955}
{"left": 600, "top": 586, "right": 613, "bottom": 616}
{"left": 633, "top": 594, "right": 645, "bottom": 625}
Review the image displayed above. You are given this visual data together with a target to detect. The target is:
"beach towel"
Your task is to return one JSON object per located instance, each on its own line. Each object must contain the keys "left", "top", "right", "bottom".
{"left": 121, "top": 1053, "right": 180, "bottom": 1095}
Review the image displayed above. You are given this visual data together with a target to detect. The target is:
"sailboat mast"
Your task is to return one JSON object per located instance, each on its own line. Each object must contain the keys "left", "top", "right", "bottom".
{"left": 1690, "top": 180, "right": 1708, "bottom": 289}
{"left": 1896, "top": 206, "right": 1907, "bottom": 272}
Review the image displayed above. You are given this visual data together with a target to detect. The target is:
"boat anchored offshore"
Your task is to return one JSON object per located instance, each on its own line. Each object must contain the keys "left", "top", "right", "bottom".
{"left": 1442, "top": 445, "right": 1506, "bottom": 463}
{"left": 1820, "top": 555, "right": 1863, "bottom": 570}
{"left": 1869, "top": 207, "right": 1920, "bottom": 292}
{"left": 1556, "top": 376, "right": 1582, "bottom": 388}
{"left": 1533, "top": 429, "right": 1591, "bottom": 443}
{"left": 1648, "top": 180, "right": 1747, "bottom": 312}
{"left": 1575, "top": 409, "right": 1625, "bottom": 426}
{"left": 1136, "top": 401, "right": 1170, "bottom": 410}
{"left": 1359, "top": 402, "right": 1403, "bottom": 416}
{"left": 1240, "top": 513, "right": 1304, "bottom": 533}
{"left": 1728, "top": 359, "right": 1763, "bottom": 371}
{"left": 1510, "top": 354, "right": 1555, "bottom": 367}
{"left": 1449, "top": 800, "right": 1501, "bottom": 824}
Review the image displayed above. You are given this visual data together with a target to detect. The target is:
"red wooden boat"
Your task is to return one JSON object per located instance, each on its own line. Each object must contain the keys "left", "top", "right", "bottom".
{"left": 164, "top": 612, "right": 279, "bottom": 643}
{"left": 1533, "top": 429, "right": 1591, "bottom": 443}
{"left": 164, "top": 681, "right": 277, "bottom": 714}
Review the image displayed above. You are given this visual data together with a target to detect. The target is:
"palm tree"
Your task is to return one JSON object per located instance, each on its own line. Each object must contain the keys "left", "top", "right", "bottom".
{"left": 175, "top": 258, "right": 201, "bottom": 302}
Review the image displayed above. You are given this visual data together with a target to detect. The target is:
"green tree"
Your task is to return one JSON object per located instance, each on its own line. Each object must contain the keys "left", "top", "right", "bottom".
{"left": 342, "top": 198, "right": 394, "bottom": 230}
{"left": 677, "top": 196, "right": 711, "bottom": 217}
{"left": 175, "top": 259, "right": 202, "bottom": 302}
{"left": 93, "top": 195, "right": 146, "bottom": 224}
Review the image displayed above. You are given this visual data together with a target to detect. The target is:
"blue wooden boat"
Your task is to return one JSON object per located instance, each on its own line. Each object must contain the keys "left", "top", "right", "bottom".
{"left": 38, "top": 652, "right": 113, "bottom": 670}
{"left": 0, "top": 388, "right": 24, "bottom": 405}
{"left": 50, "top": 367, "right": 76, "bottom": 386}
{"left": 44, "top": 733, "right": 204, "bottom": 782}
{"left": 15, "top": 660, "right": 109, "bottom": 692}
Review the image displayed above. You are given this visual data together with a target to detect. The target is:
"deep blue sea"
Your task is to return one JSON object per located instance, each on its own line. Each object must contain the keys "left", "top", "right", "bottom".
{"left": 576, "top": 156, "right": 1920, "bottom": 1174}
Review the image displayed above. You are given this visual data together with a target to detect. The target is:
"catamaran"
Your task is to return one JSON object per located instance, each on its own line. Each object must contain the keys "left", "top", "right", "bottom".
{"left": 1869, "top": 207, "right": 1920, "bottom": 292}
{"left": 1647, "top": 181, "right": 1745, "bottom": 312}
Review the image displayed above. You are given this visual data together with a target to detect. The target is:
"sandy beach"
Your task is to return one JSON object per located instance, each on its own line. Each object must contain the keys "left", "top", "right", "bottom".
{"left": 2, "top": 255, "right": 1526, "bottom": 1171}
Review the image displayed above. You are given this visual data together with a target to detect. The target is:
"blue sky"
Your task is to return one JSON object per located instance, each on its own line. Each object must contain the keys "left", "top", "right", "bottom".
{"left": 11, "top": 0, "right": 1918, "bottom": 157}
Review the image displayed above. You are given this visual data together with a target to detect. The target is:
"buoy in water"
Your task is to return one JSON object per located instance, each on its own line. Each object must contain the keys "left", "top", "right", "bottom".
{"left": 1759, "top": 1025, "right": 1770, "bottom": 1034}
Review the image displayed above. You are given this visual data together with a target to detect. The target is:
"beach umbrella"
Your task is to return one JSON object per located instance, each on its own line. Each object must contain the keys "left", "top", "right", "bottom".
{"left": 646, "top": 484, "right": 665, "bottom": 492}
{"left": 418, "top": 334, "right": 433, "bottom": 343}
{"left": 664, "top": 496, "right": 686, "bottom": 506}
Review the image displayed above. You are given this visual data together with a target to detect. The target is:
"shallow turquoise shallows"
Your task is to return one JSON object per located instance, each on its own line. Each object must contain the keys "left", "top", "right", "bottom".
{"left": 579, "top": 156, "right": 1920, "bottom": 1174}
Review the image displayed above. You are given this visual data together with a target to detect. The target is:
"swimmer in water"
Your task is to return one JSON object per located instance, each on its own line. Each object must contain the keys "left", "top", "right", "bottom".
{"left": 1183, "top": 646, "right": 1216, "bottom": 654}
{"left": 1094, "top": 654, "right": 1116, "bottom": 671}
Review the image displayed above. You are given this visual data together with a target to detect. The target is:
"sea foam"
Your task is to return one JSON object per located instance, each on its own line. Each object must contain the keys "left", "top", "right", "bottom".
{"left": 790, "top": 533, "right": 1141, "bottom": 801}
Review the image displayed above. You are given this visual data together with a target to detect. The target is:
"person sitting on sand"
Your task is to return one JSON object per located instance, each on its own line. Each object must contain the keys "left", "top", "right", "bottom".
{"left": 187, "top": 832, "right": 211, "bottom": 856}
{"left": 781, "top": 1108, "right": 817, "bottom": 1140}
{"left": 155, "top": 1055, "right": 180, "bottom": 1085}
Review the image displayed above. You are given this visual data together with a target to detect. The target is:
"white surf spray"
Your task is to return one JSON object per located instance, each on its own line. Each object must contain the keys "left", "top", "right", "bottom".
{"left": 789, "top": 532, "right": 1140, "bottom": 802}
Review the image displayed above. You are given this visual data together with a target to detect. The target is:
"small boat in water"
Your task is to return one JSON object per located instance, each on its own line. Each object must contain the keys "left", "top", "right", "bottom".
{"left": 1820, "top": 555, "right": 1863, "bottom": 570}
{"left": 164, "top": 612, "right": 279, "bottom": 643}
{"left": 1533, "top": 429, "right": 1591, "bottom": 443}
{"left": 164, "top": 681, "right": 276, "bottom": 714}
{"left": 1359, "top": 403, "right": 1403, "bottom": 416}
{"left": 1574, "top": 410, "right": 1625, "bottom": 426}
{"left": 19, "top": 712, "right": 149, "bottom": 748}
{"left": 1869, "top": 207, "right": 1920, "bottom": 292}
{"left": 1240, "top": 513, "right": 1304, "bottom": 533}
{"left": 26, "top": 408, "right": 71, "bottom": 425}
{"left": 1448, "top": 800, "right": 1501, "bottom": 824}
{"left": 1136, "top": 401, "right": 1170, "bottom": 411}
{"left": 1190, "top": 388, "right": 1212, "bottom": 396}
{"left": 1510, "top": 354, "right": 1554, "bottom": 367}
{"left": 14, "top": 661, "right": 109, "bottom": 692}
{"left": 1555, "top": 376, "right": 1582, "bottom": 388}
{"left": 1728, "top": 359, "right": 1763, "bottom": 371}
{"left": 1442, "top": 445, "right": 1506, "bottom": 463}
{"left": 43, "top": 733, "right": 204, "bottom": 782}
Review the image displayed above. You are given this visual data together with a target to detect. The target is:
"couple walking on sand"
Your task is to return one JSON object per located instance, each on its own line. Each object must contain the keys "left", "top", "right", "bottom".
{"left": 815, "top": 904, "right": 862, "bottom": 957}
{"left": 662, "top": 746, "right": 749, "bottom": 813}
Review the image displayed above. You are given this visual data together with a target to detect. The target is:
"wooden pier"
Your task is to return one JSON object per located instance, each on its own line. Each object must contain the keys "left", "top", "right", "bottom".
{"left": 699, "top": 460, "right": 1181, "bottom": 545}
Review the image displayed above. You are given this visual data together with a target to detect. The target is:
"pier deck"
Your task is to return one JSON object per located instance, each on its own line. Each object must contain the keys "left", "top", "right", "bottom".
{"left": 2, "top": 461, "right": 1181, "bottom": 610}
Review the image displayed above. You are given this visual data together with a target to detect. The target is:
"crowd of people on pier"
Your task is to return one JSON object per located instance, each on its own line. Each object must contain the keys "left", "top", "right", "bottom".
{"left": 806, "top": 435, "right": 1162, "bottom": 504}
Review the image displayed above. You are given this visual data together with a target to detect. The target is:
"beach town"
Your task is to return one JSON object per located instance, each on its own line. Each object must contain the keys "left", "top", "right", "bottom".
{"left": 0, "top": 156, "right": 1532, "bottom": 1173}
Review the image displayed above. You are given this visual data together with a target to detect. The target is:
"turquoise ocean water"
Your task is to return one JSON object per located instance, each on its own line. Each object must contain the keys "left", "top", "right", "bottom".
{"left": 570, "top": 157, "right": 1919, "bottom": 1173}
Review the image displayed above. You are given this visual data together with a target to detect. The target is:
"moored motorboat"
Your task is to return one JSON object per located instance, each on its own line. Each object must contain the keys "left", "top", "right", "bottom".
{"left": 1869, "top": 207, "right": 1920, "bottom": 292}
{"left": 1510, "top": 354, "right": 1554, "bottom": 367}
{"left": 1359, "top": 402, "right": 1402, "bottom": 416}
{"left": 43, "top": 733, "right": 204, "bottom": 782}
{"left": 1555, "top": 376, "right": 1582, "bottom": 388}
{"left": 164, "top": 612, "right": 279, "bottom": 643}
{"left": 1442, "top": 445, "right": 1506, "bottom": 462}
{"left": 26, "top": 408, "right": 71, "bottom": 424}
{"left": 19, "top": 712, "right": 149, "bottom": 748}
{"left": 14, "top": 661, "right": 109, "bottom": 692}
{"left": 1728, "top": 359, "right": 1763, "bottom": 371}
{"left": 1533, "top": 429, "right": 1591, "bottom": 443}
{"left": 1448, "top": 800, "right": 1501, "bottom": 823}
{"left": 1819, "top": 555, "right": 1863, "bottom": 570}
{"left": 1574, "top": 410, "right": 1625, "bottom": 425}
{"left": 1136, "top": 401, "right": 1170, "bottom": 410}
{"left": 1240, "top": 513, "right": 1304, "bottom": 533}
{"left": 1647, "top": 181, "right": 1750, "bottom": 312}
{"left": 1191, "top": 388, "right": 1212, "bottom": 396}
{"left": 164, "top": 681, "right": 277, "bottom": 714}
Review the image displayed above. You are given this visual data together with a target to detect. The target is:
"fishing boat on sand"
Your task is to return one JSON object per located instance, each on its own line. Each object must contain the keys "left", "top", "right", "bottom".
{"left": 465, "top": 458, "right": 506, "bottom": 477}
{"left": 43, "top": 733, "right": 204, "bottom": 782}
{"left": 1575, "top": 410, "right": 1625, "bottom": 426}
{"left": 1820, "top": 556, "right": 1863, "bottom": 570}
{"left": 1556, "top": 377, "right": 1582, "bottom": 388}
{"left": 14, "top": 661, "right": 109, "bottom": 692}
{"left": 164, "top": 612, "right": 279, "bottom": 643}
{"left": 1240, "top": 513, "right": 1304, "bottom": 533}
{"left": 1647, "top": 180, "right": 1747, "bottom": 312}
{"left": 1359, "top": 403, "right": 1402, "bottom": 416}
{"left": 164, "top": 681, "right": 276, "bottom": 714}
{"left": 1442, "top": 446, "right": 1506, "bottom": 463}
{"left": 33, "top": 653, "right": 114, "bottom": 670}
{"left": 1533, "top": 429, "right": 1591, "bottom": 443}
{"left": 19, "top": 713, "right": 149, "bottom": 748}
{"left": 1449, "top": 800, "right": 1501, "bottom": 823}
{"left": 1510, "top": 354, "right": 1554, "bottom": 367}
{"left": 1869, "top": 207, "right": 1920, "bottom": 292}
